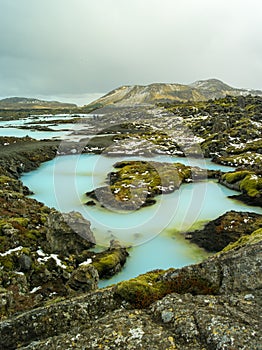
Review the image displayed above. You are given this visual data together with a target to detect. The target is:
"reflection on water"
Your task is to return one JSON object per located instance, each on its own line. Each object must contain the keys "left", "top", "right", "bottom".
{"left": 21, "top": 154, "right": 262, "bottom": 287}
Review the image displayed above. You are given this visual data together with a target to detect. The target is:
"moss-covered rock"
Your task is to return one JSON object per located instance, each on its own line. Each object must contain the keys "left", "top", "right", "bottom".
{"left": 0, "top": 214, "right": 261, "bottom": 349}
{"left": 220, "top": 228, "right": 262, "bottom": 253}
{"left": 67, "top": 264, "right": 99, "bottom": 293}
{"left": 92, "top": 241, "right": 129, "bottom": 279}
{"left": 85, "top": 160, "right": 209, "bottom": 210}
{"left": 220, "top": 170, "right": 262, "bottom": 206}
{"left": 215, "top": 152, "right": 262, "bottom": 168}
{"left": 113, "top": 269, "right": 218, "bottom": 308}
{"left": 185, "top": 210, "right": 262, "bottom": 252}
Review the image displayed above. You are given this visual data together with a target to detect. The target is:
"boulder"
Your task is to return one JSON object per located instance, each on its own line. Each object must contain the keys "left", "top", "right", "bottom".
{"left": 45, "top": 210, "right": 96, "bottom": 255}
{"left": 92, "top": 240, "right": 129, "bottom": 279}
{"left": 67, "top": 263, "right": 99, "bottom": 293}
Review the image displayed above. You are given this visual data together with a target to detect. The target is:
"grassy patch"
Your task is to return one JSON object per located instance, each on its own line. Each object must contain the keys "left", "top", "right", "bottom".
{"left": 114, "top": 269, "right": 218, "bottom": 308}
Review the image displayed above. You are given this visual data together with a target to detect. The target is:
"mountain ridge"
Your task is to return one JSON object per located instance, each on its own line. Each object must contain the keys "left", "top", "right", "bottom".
{"left": 85, "top": 78, "right": 262, "bottom": 108}
{"left": 0, "top": 97, "right": 77, "bottom": 109}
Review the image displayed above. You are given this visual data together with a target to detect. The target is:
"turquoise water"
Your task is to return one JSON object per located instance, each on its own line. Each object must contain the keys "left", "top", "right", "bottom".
{"left": 21, "top": 154, "right": 262, "bottom": 287}
{"left": 0, "top": 127, "right": 71, "bottom": 140}
{"left": 0, "top": 114, "right": 95, "bottom": 140}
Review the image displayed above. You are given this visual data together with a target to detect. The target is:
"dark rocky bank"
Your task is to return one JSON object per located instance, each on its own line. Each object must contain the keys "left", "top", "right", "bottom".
{"left": 185, "top": 210, "right": 262, "bottom": 252}
{"left": 0, "top": 229, "right": 261, "bottom": 349}
{"left": 0, "top": 137, "right": 129, "bottom": 319}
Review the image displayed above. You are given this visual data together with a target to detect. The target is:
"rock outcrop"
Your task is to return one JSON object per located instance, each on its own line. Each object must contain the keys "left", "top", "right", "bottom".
{"left": 185, "top": 210, "right": 262, "bottom": 252}
{"left": 66, "top": 263, "right": 99, "bottom": 293}
{"left": 0, "top": 230, "right": 261, "bottom": 349}
{"left": 92, "top": 240, "right": 129, "bottom": 279}
{"left": 46, "top": 210, "right": 96, "bottom": 255}
{"left": 219, "top": 170, "right": 262, "bottom": 207}
{"left": 85, "top": 160, "right": 218, "bottom": 211}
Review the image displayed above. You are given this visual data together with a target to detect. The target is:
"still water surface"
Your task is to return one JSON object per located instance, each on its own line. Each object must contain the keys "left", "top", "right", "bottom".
{"left": 21, "top": 154, "right": 262, "bottom": 287}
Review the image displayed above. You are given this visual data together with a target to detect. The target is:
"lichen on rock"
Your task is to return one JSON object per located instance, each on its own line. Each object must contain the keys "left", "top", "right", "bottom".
{"left": 0, "top": 231, "right": 261, "bottom": 350}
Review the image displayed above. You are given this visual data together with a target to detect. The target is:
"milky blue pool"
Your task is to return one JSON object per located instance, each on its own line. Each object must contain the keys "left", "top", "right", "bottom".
{"left": 21, "top": 153, "right": 262, "bottom": 287}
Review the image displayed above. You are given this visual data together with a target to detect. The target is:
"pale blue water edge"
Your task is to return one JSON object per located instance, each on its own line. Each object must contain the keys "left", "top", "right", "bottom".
{"left": 21, "top": 154, "right": 262, "bottom": 287}
{"left": 0, "top": 113, "right": 95, "bottom": 140}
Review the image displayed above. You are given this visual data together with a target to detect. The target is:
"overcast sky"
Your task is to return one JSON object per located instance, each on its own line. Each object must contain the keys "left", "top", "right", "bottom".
{"left": 0, "top": 0, "right": 262, "bottom": 105}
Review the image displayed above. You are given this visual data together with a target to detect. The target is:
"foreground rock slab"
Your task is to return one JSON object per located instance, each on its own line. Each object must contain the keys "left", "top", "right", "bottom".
{"left": 1, "top": 231, "right": 261, "bottom": 349}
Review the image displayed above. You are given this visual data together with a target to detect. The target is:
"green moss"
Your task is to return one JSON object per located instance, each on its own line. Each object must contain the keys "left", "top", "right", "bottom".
{"left": 219, "top": 153, "right": 262, "bottom": 167}
{"left": 239, "top": 174, "right": 262, "bottom": 197}
{"left": 186, "top": 220, "right": 210, "bottom": 232}
{"left": 40, "top": 206, "right": 50, "bottom": 214}
{"left": 222, "top": 171, "right": 262, "bottom": 198}
{"left": 221, "top": 228, "right": 262, "bottom": 253}
{"left": 0, "top": 219, "right": 10, "bottom": 230}
{"left": 114, "top": 269, "right": 218, "bottom": 308}
{"left": 24, "top": 229, "right": 41, "bottom": 241}
{"left": 0, "top": 175, "right": 12, "bottom": 184}
{"left": 10, "top": 218, "right": 29, "bottom": 228}
{"left": 0, "top": 255, "right": 15, "bottom": 271}
{"left": 92, "top": 251, "right": 122, "bottom": 276}
{"left": 114, "top": 271, "right": 163, "bottom": 307}
{"left": 222, "top": 171, "right": 251, "bottom": 184}
{"left": 45, "top": 296, "right": 66, "bottom": 306}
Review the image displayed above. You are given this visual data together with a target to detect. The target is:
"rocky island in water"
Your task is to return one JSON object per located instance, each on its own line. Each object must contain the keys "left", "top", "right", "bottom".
{"left": 0, "top": 79, "right": 262, "bottom": 349}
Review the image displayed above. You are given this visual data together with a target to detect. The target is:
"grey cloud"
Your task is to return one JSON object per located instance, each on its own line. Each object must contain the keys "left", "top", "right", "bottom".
{"left": 0, "top": 0, "right": 262, "bottom": 103}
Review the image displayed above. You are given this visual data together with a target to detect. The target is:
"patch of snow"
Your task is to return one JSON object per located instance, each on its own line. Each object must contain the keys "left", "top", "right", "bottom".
{"left": 250, "top": 174, "right": 258, "bottom": 180}
{"left": 36, "top": 249, "right": 46, "bottom": 257}
{"left": 37, "top": 249, "right": 67, "bottom": 269}
{"left": 0, "top": 246, "right": 23, "bottom": 257}
{"left": 50, "top": 254, "right": 67, "bottom": 269}
{"left": 129, "top": 327, "right": 145, "bottom": 340}
{"left": 30, "top": 286, "right": 42, "bottom": 294}
{"left": 79, "top": 258, "right": 92, "bottom": 266}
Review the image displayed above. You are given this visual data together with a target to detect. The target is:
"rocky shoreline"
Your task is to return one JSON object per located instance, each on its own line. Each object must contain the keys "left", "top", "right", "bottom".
{"left": 0, "top": 229, "right": 261, "bottom": 349}
{"left": 0, "top": 138, "right": 130, "bottom": 319}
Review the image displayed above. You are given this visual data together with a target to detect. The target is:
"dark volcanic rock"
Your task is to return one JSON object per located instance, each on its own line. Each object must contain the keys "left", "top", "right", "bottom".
{"left": 0, "top": 232, "right": 261, "bottom": 349}
{"left": 67, "top": 263, "right": 99, "bottom": 293}
{"left": 229, "top": 193, "right": 262, "bottom": 207}
{"left": 46, "top": 210, "right": 96, "bottom": 255}
{"left": 219, "top": 170, "right": 262, "bottom": 207}
{"left": 0, "top": 138, "right": 59, "bottom": 178}
{"left": 185, "top": 210, "right": 262, "bottom": 252}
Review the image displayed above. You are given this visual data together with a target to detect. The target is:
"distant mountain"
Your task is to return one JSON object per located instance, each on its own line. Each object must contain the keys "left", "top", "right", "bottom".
{"left": 0, "top": 97, "right": 77, "bottom": 109}
{"left": 85, "top": 79, "right": 262, "bottom": 109}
